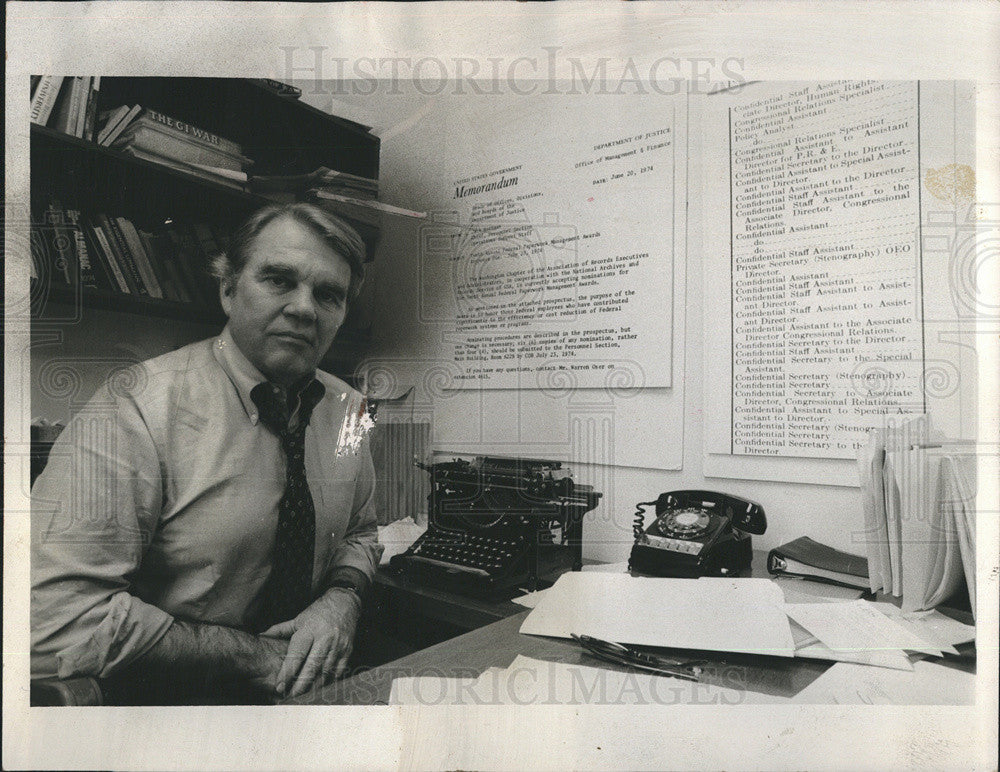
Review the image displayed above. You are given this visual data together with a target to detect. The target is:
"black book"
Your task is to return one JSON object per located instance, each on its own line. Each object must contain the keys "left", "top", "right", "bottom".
{"left": 65, "top": 208, "right": 103, "bottom": 289}
{"left": 96, "top": 213, "right": 145, "bottom": 295}
{"left": 767, "top": 536, "right": 870, "bottom": 590}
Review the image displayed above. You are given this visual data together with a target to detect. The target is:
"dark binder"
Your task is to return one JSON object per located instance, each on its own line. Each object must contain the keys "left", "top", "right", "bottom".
{"left": 767, "top": 536, "right": 870, "bottom": 590}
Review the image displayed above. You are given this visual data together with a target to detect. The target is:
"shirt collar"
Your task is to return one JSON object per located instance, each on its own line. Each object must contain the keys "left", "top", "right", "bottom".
{"left": 212, "top": 326, "right": 325, "bottom": 426}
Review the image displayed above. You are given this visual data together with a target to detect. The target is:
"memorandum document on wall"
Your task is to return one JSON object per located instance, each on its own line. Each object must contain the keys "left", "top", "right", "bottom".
{"left": 408, "top": 90, "right": 684, "bottom": 389}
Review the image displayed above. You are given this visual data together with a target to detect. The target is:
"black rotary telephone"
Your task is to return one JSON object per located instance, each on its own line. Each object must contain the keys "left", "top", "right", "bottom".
{"left": 628, "top": 490, "right": 766, "bottom": 577}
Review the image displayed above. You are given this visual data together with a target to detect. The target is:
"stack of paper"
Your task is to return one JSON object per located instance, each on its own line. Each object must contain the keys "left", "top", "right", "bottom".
{"left": 857, "top": 416, "right": 975, "bottom": 613}
{"left": 390, "top": 573, "right": 975, "bottom": 706}
{"left": 791, "top": 660, "right": 975, "bottom": 705}
{"left": 941, "top": 455, "right": 977, "bottom": 610}
{"left": 515, "top": 573, "right": 973, "bottom": 671}
{"left": 785, "top": 599, "right": 974, "bottom": 671}
{"left": 518, "top": 573, "right": 796, "bottom": 657}
{"left": 511, "top": 560, "right": 631, "bottom": 609}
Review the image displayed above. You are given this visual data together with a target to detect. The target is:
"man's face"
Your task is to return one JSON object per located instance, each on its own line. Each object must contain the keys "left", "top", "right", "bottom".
{"left": 221, "top": 216, "right": 352, "bottom": 388}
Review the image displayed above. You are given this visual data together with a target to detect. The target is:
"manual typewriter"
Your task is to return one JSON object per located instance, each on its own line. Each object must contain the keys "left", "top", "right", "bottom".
{"left": 390, "top": 456, "right": 602, "bottom": 596}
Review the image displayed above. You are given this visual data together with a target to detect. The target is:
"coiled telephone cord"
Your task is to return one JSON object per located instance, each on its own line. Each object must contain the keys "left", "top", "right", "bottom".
{"left": 633, "top": 500, "right": 659, "bottom": 540}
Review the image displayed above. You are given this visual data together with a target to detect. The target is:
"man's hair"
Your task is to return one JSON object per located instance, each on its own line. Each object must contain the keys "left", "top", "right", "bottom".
{"left": 211, "top": 203, "right": 367, "bottom": 299}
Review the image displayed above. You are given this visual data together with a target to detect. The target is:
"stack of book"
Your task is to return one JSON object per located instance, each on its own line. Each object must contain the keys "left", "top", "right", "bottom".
{"left": 250, "top": 167, "right": 424, "bottom": 235}
{"left": 251, "top": 78, "right": 303, "bottom": 99}
{"left": 107, "top": 108, "right": 252, "bottom": 190}
{"left": 31, "top": 77, "right": 253, "bottom": 191}
{"left": 30, "top": 76, "right": 101, "bottom": 141}
{"left": 857, "top": 415, "right": 976, "bottom": 615}
{"left": 31, "top": 199, "right": 227, "bottom": 312}
{"left": 251, "top": 166, "right": 378, "bottom": 201}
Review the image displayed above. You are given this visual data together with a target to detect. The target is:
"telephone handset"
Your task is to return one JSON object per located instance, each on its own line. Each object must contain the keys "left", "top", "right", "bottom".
{"left": 628, "top": 490, "right": 766, "bottom": 578}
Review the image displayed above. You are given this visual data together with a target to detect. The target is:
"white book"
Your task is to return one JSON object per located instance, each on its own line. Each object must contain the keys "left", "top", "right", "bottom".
{"left": 97, "top": 104, "right": 133, "bottom": 145}
{"left": 99, "top": 104, "right": 142, "bottom": 146}
{"left": 74, "top": 76, "right": 92, "bottom": 138}
{"left": 311, "top": 189, "right": 426, "bottom": 218}
{"left": 30, "top": 75, "right": 65, "bottom": 125}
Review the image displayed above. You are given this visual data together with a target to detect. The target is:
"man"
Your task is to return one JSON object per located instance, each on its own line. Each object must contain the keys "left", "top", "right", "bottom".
{"left": 31, "top": 203, "right": 383, "bottom": 703}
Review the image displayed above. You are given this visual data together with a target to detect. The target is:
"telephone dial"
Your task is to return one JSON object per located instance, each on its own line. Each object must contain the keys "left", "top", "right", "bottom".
{"left": 628, "top": 490, "right": 766, "bottom": 577}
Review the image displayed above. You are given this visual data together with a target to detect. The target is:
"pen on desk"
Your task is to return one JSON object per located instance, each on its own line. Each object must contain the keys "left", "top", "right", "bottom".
{"left": 571, "top": 634, "right": 704, "bottom": 682}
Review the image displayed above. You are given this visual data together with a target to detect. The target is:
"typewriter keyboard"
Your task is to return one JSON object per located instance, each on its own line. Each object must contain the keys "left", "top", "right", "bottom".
{"left": 407, "top": 532, "right": 522, "bottom": 577}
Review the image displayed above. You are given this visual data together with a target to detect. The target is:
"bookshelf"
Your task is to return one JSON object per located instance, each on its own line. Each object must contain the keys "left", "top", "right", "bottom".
{"left": 35, "top": 279, "right": 225, "bottom": 325}
{"left": 30, "top": 76, "right": 381, "bottom": 382}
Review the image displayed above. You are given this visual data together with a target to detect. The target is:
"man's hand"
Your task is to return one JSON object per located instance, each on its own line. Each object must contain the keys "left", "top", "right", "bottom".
{"left": 261, "top": 588, "right": 362, "bottom": 698}
{"left": 130, "top": 618, "right": 292, "bottom": 702}
{"left": 248, "top": 633, "right": 291, "bottom": 698}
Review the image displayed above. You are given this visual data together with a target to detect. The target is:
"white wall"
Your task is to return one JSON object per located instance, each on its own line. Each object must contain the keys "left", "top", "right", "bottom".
{"left": 318, "top": 85, "right": 871, "bottom": 561}
{"left": 29, "top": 307, "right": 219, "bottom": 424}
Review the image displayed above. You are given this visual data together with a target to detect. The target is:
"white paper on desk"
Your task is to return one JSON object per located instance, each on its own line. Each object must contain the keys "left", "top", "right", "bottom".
{"left": 389, "top": 676, "right": 476, "bottom": 705}
{"left": 516, "top": 561, "right": 677, "bottom": 607}
{"left": 784, "top": 600, "right": 948, "bottom": 658}
{"left": 791, "top": 660, "right": 975, "bottom": 705}
{"left": 519, "top": 573, "right": 795, "bottom": 657}
{"left": 875, "top": 606, "right": 974, "bottom": 653}
{"left": 794, "top": 642, "right": 913, "bottom": 671}
{"left": 786, "top": 619, "right": 913, "bottom": 669}
{"left": 389, "top": 667, "right": 505, "bottom": 705}
{"left": 377, "top": 517, "right": 427, "bottom": 565}
{"left": 502, "top": 655, "right": 796, "bottom": 705}
{"left": 775, "top": 577, "right": 864, "bottom": 604}
{"left": 512, "top": 588, "right": 549, "bottom": 609}
{"left": 581, "top": 561, "right": 631, "bottom": 573}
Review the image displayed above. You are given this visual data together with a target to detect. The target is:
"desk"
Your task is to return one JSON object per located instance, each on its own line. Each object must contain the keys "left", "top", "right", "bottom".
{"left": 373, "top": 565, "right": 525, "bottom": 632}
{"left": 357, "top": 566, "right": 528, "bottom": 665}
{"left": 292, "top": 551, "right": 833, "bottom": 706}
{"left": 288, "top": 609, "right": 833, "bottom": 705}
{"left": 295, "top": 552, "right": 976, "bottom": 706}
{"left": 365, "top": 549, "right": 789, "bottom": 659}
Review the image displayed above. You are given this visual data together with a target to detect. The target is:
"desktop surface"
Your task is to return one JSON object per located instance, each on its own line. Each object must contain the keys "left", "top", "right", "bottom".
{"left": 289, "top": 550, "right": 976, "bottom": 706}
{"left": 290, "top": 551, "right": 802, "bottom": 705}
{"left": 287, "top": 608, "right": 836, "bottom": 705}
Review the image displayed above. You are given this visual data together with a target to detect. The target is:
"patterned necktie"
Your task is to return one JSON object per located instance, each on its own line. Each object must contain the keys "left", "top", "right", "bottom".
{"left": 250, "top": 380, "right": 324, "bottom": 632}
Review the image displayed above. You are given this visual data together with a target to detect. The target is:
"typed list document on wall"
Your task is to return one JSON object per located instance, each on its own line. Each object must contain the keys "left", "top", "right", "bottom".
{"left": 728, "top": 82, "right": 924, "bottom": 459}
